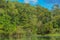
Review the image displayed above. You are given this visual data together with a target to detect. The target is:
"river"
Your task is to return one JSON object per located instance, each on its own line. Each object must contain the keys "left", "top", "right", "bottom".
{"left": 0, "top": 36, "right": 60, "bottom": 40}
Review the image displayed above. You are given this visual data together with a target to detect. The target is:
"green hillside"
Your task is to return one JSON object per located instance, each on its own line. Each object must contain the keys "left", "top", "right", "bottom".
{"left": 0, "top": 0, "right": 60, "bottom": 38}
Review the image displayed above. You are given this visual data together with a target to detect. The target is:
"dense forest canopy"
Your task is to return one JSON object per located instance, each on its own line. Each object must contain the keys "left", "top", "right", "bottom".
{"left": 0, "top": 0, "right": 60, "bottom": 38}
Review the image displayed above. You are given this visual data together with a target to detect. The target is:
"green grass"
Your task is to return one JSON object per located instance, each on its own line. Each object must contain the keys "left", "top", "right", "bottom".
{"left": 36, "top": 33, "right": 60, "bottom": 37}
{"left": 44, "top": 33, "right": 60, "bottom": 36}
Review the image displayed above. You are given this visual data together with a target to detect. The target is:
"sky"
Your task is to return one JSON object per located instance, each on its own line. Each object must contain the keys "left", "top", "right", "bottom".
{"left": 18, "top": 0, "right": 60, "bottom": 10}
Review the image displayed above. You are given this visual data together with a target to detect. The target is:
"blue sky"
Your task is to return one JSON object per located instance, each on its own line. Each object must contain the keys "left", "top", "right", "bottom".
{"left": 18, "top": 0, "right": 60, "bottom": 10}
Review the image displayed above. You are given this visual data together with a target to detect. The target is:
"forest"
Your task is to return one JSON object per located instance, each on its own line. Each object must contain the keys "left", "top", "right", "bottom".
{"left": 0, "top": 0, "right": 60, "bottom": 39}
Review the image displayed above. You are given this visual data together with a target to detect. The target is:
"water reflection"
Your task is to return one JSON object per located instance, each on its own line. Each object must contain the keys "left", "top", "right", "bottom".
{"left": 0, "top": 36, "right": 60, "bottom": 40}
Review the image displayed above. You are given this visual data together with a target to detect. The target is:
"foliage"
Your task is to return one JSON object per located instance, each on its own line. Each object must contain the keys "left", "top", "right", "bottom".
{"left": 0, "top": 0, "right": 60, "bottom": 37}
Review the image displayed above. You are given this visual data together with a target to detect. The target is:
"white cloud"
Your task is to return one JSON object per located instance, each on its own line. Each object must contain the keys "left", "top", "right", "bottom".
{"left": 31, "top": 0, "right": 37, "bottom": 3}
{"left": 24, "top": 0, "right": 30, "bottom": 3}
{"left": 24, "top": 0, "right": 38, "bottom": 4}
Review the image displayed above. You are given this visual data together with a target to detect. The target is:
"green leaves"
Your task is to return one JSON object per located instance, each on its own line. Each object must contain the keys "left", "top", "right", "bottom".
{"left": 0, "top": 0, "right": 60, "bottom": 36}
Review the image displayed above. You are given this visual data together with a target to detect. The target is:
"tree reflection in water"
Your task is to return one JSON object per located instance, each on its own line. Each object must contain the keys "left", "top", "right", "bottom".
{"left": 0, "top": 36, "right": 60, "bottom": 40}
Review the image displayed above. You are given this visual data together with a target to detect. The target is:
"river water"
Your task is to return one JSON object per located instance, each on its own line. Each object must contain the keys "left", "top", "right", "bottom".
{"left": 0, "top": 36, "right": 60, "bottom": 40}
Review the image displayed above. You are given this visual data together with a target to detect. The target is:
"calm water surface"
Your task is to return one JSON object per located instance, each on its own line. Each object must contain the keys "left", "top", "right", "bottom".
{"left": 0, "top": 36, "right": 60, "bottom": 40}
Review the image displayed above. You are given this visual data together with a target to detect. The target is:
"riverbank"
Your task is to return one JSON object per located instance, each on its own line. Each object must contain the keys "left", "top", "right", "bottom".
{"left": 36, "top": 33, "right": 60, "bottom": 37}
{"left": 45, "top": 33, "right": 60, "bottom": 36}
